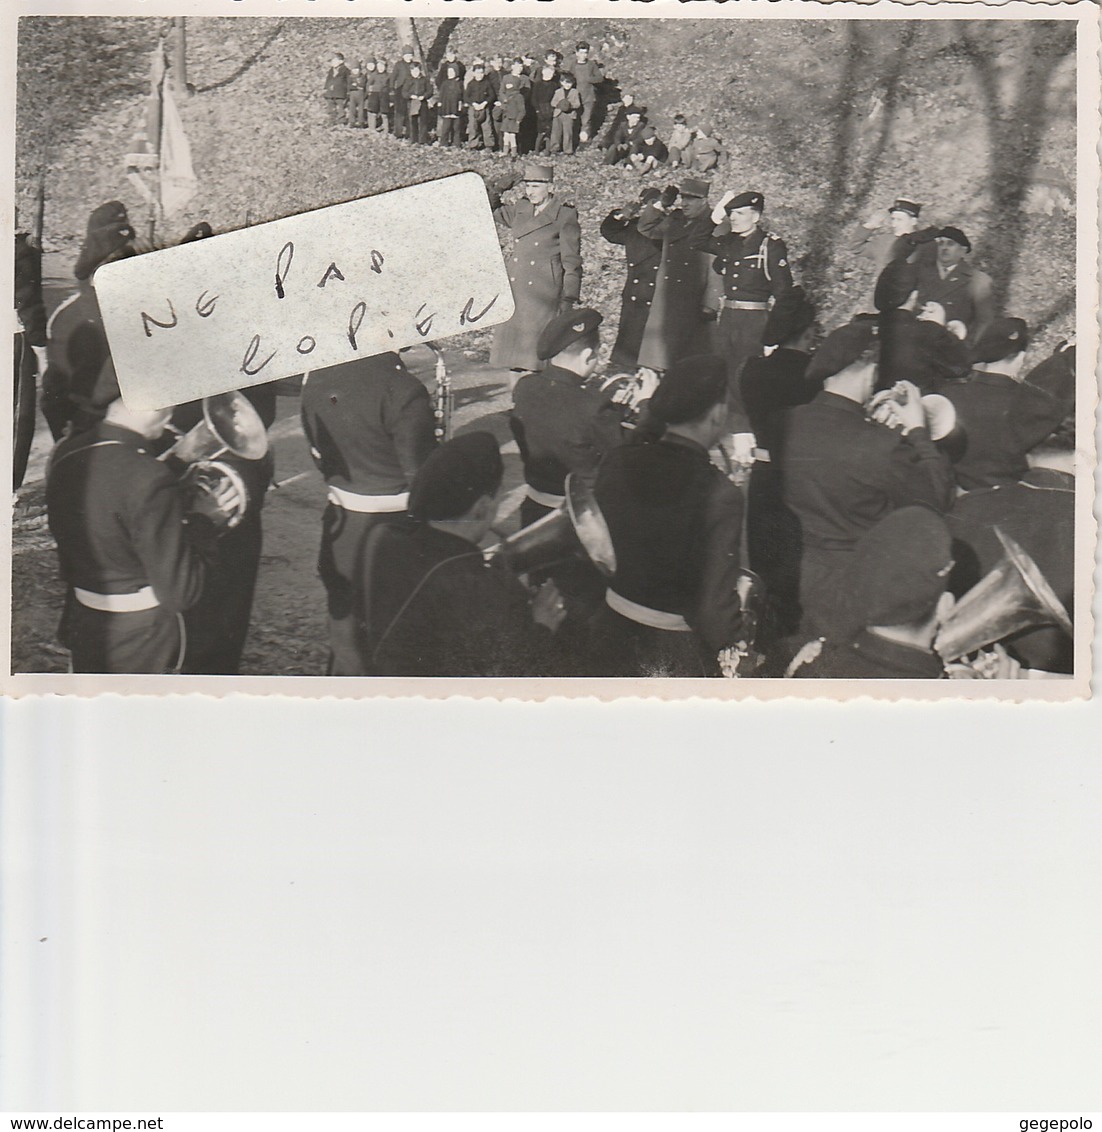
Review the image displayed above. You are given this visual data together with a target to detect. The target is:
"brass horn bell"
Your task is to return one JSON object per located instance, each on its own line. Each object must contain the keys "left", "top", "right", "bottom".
{"left": 934, "top": 527, "right": 1072, "bottom": 662}
{"left": 164, "top": 390, "right": 269, "bottom": 465}
{"left": 486, "top": 474, "right": 617, "bottom": 578}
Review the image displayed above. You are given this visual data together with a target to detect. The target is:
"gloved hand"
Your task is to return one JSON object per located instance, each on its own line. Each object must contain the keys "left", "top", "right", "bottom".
{"left": 659, "top": 184, "right": 678, "bottom": 209}
{"left": 730, "top": 432, "right": 756, "bottom": 466}
{"left": 32, "top": 345, "right": 48, "bottom": 374}
{"left": 711, "top": 190, "right": 736, "bottom": 226}
{"left": 494, "top": 172, "right": 521, "bottom": 194}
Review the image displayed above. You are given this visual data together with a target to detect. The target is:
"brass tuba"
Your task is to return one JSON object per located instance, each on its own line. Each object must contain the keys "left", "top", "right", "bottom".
{"left": 161, "top": 391, "right": 270, "bottom": 529}
{"left": 484, "top": 474, "right": 617, "bottom": 578}
{"left": 934, "top": 527, "right": 1072, "bottom": 662}
{"left": 866, "top": 385, "right": 958, "bottom": 441}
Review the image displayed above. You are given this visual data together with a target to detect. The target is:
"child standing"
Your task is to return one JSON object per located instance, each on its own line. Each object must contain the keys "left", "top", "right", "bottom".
{"left": 549, "top": 72, "right": 581, "bottom": 154}
{"left": 498, "top": 58, "right": 530, "bottom": 157}
{"left": 465, "top": 62, "right": 497, "bottom": 150}
{"left": 529, "top": 62, "right": 558, "bottom": 155}
{"left": 368, "top": 58, "right": 390, "bottom": 133}
{"left": 346, "top": 61, "right": 367, "bottom": 128}
{"left": 405, "top": 60, "right": 432, "bottom": 144}
{"left": 436, "top": 64, "right": 465, "bottom": 147}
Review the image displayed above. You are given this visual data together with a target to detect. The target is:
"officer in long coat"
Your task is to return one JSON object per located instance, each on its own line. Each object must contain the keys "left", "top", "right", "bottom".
{"left": 301, "top": 350, "right": 437, "bottom": 675}
{"left": 599, "top": 188, "right": 663, "bottom": 370}
{"left": 489, "top": 164, "right": 583, "bottom": 373}
{"left": 635, "top": 178, "right": 715, "bottom": 373}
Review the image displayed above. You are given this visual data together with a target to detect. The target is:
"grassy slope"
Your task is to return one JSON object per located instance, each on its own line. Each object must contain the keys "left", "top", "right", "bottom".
{"left": 18, "top": 15, "right": 1077, "bottom": 358}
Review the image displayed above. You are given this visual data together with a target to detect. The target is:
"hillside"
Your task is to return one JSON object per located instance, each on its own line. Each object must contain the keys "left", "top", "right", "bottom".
{"left": 16, "top": 15, "right": 1078, "bottom": 356}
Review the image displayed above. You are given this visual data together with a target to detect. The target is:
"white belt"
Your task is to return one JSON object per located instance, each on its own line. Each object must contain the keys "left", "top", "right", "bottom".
{"left": 720, "top": 298, "right": 769, "bottom": 312}
{"left": 606, "top": 589, "right": 692, "bottom": 632}
{"left": 74, "top": 586, "right": 159, "bottom": 612}
{"left": 525, "top": 485, "right": 566, "bottom": 509}
{"left": 327, "top": 485, "right": 409, "bottom": 513}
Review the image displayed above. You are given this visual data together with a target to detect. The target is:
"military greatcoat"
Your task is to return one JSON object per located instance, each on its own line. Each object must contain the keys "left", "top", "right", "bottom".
{"left": 490, "top": 193, "right": 582, "bottom": 372}
{"left": 599, "top": 209, "right": 663, "bottom": 370}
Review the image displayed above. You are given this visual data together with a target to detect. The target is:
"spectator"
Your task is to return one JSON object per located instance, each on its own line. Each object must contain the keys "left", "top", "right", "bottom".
{"left": 405, "top": 61, "right": 432, "bottom": 144}
{"left": 465, "top": 61, "right": 496, "bottom": 150}
{"left": 530, "top": 61, "right": 559, "bottom": 155}
{"left": 435, "top": 64, "right": 465, "bottom": 148}
{"left": 323, "top": 52, "right": 350, "bottom": 126}
{"left": 368, "top": 57, "right": 391, "bottom": 133}
{"left": 435, "top": 46, "right": 465, "bottom": 87}
{"left": 913, "top": 226, "right": 995, "bottom": 347}
{"left": 346, "top": 60, "right": 366, "bottom": 128}
{"left": 550, "top": 72, "right": 582, "bottom": 154}
{"left": 667, "top": 114, "right": 693, "bottom": 169}
{"left": 630, "top": 125, "right": 668, "bottom": 174}
{"left": 487, "top": 54, "right": 506, "bottom": 143}
{"left": 499, "top": 58, "right": 531, "bottom": 157}
{"left": 602, "top": 105, "right": 646, "bottom": 166}
{"left": 390, "top": 46, "right": 416, "bottom": 138}
{"left": 571, "top": 40, "right": 605, "bottom": 144}
{"left": 690, "top": 124, "right": 725, "bottom": 173}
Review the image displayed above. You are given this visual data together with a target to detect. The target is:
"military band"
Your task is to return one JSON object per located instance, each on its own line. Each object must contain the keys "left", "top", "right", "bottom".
{"left": 26, "top": 170, "right": 1076, "bottom": 680}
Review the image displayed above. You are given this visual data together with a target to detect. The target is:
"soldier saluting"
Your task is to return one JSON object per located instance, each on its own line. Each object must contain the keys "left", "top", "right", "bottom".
{"left": 489, "top": 163, "right": 582, "bottom": 374}
{"left": 690, "top": 189, "right": 793, "bottom": 453}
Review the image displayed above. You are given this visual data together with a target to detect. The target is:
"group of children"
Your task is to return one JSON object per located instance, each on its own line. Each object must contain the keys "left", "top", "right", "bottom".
{"left": 321, "top": 43, "right": 726, "bottom": 170}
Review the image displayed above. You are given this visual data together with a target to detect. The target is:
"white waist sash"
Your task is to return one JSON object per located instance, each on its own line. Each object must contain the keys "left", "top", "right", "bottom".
{"left": 74, "top": 586, "right": 159, "bottom": 612}
{"left": 327, "top": 485, "right": 409, "bottom": 513}
{"left": 525, "top": 485, "right": 566, "bottom": 509}
{"left": 606, "top": 589, "right": 692, "bottom": 632}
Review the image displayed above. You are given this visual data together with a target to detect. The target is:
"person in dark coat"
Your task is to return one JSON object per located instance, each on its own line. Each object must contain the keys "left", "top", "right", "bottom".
{"left": 45, "top": 358, "right": 227, "bottom": 674}
{"left": 690, "top": 190, "right": 794, "bottom": 444}
{"left": 498, "top": 59, "right": 531, "bottom": 157}
{"left": 590, "top": 354, "right": 747, "bottom": 678}
{"left": 489, "top": 164, "right": 583, "bottom": 372}
{"left": 323, "top": 53, "right": 350, "bottom": 126}
{"left": 435, "top": 47, "right": 465, "bottom": 88}
{"left": 599, "top": 188, "right": 663, "bottom": 370}
{"left": 781, "top": 321, "right": 954, "bottom": 642}
{"left": 529, "top": 62, "right": 560, "bottom": 155}
{"left": 389, "top": 47, "right": 417, "bottom": 138}
{"left": 635, "top": 178, "right": 715, "bottom": 374}
{"left": 740, "top": 287, "right": 821, "bottom": 641}
{"left": 789, "top": 507, "right": 956, "bottom": 679}
{"left": 465, "top": 62, "right": 497, "bottom": 150}
{"left": 571, "top": 41, "right": 605, "bottom": 144}
{"left": 366, "top": 58, "right": 391, "bottom": 133}
{"left": 435, "top": 65, "right": 465, "bottom": 147}
{"left": 300, "top": 351, "right": 437, "bottom": 675}
{"left": 913, "top": 226, "right": 995, "bottom": 347}
{"left": 14, "top": 230, "right": 47, "bottom": 489}
{"left": 346, "top": 60, "right": 367, "bottom": 127}
{"left": 365, "top": 433, "right": 566, "bottom": 677}
{"left": 602, "top": 106, "right": 646, "bottom": 166}
{"left": 42, "top": 201, "right": 137, "bottom": 439}
{"left": 851, "top": 197, "right": 927, "bottom": 298}
{"left": 874, "top": 257, "right": 970, "bottom": 393}
{"left": 405, "top": 61, "right": 432, "bottom": 144}
{"left": 629, "top": 125, "right": 669, "bottom": 174}
{"left": 940, "top": 319, "right": 1073, "bottom": 492}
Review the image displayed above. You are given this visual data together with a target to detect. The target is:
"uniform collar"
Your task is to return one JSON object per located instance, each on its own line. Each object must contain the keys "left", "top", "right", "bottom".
{"left": 94, "top": 420, "right": 153, "bottom": 452}
{"left": 970, "top": 369, "right": 1019, "bottom": 387}
{"left": 543, "top": 363, "right": 586, "bottom": 386}
{"left": 853, "top": 630, "right": 945, "bottom": 678}
{"left": 658, "top": 431, "right": 711, "bottom": 458}
{"left": 815, "top": 390, "right": 866, "bottom": 416}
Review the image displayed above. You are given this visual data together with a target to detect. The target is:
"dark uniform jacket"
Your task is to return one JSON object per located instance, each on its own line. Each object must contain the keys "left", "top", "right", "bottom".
{"left": 791, "top": 631, "right": 945, "bottom": 679}
{"left": 940, "top": 370, "right": 1070, "bottom": 492}
{"left": 436, "top": 77, "right": 464, "bottom": 117}
{"left": 913, "top": 257, "right": 995, "bottom": 345}
{"left": 465, "top": 76, "right": 496, "bottom": 109}
{"left": 490, "top": 194, "right": 583, "bottom": 371}
{"left": 47, "top": 421, "right": 209, "bottom": 609}
{"left": 324, "top": 64, "right": 350, "bottom": 100}
{"left": 365, "top": 521, "right": 551, "bottom": 677}
{"left": 740, "top": 347, "right": 820, "bottom": 458}
{"left": 43, "top": 280, "right": 111, "bottom": 435}
{"left": 877, "top": 308, "right": 970, "bottom": 393}
{"left": 436, "top": 59, "right": 467, "bottom": 86}
{"left": 530, "top": 75, "right": 559, "bottom": 125}
{"left": 635, "top": 204, "right": 715, "bottom": 371}
{"left": 689, "top": 219, "right": 793, "bottom": 305}
{"left": 512, "top": 364, "right": 625, "bottom": 496}
{"left": 300, "top": 352, "right": 436, "bottom": 495}
{"left": 15, "top": 233, "right": 46, "bottom": 346}
{"left": 599, "top": 209, "right": 662, "bottom": 369}
{"left": 595, "top": 432, "right": 745, "bottom": 655}
{"left": 782, "top": 392, "right": 953, "bottom": 554}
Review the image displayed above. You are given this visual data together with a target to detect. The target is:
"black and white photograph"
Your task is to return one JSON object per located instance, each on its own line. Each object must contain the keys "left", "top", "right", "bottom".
{"left": 6, "top": 2, "right": 1096, "bottom": 692}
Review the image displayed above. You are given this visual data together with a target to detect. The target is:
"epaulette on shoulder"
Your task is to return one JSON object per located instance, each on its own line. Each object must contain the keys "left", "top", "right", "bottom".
{"left": 765, "top": 230, "right": 781, "bottom": 241}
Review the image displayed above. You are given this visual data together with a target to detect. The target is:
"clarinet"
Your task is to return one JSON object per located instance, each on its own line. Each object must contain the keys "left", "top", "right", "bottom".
{"left": 428, "top": 342, "right": 452, "bottom": 442}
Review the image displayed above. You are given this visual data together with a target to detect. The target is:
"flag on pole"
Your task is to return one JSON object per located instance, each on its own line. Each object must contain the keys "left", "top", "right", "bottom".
{"left": 158, "top": 60, "right": 197, "bottom": 216}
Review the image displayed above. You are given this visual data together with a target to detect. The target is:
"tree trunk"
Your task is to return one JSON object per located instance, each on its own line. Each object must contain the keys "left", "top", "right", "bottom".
{"left": 394, "top": 17, "right": 426, "bottom": 65}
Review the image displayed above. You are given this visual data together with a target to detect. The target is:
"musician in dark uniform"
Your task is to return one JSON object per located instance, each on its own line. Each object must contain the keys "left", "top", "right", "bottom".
{"left": 511, "top": 307, "right": 626, "bottom": 527}
{"left": 300, "top": 350, "right": 437, "bottom": 675}
{"left": 489, "top": 164, "right": 583, "bottom": 372}
{"left": 599, "top": 188, "right": 663, "bottom": 370}
{"left": 14, "top": 230, "right": 47, "bottom": 489}
{"left": 789, "top": 507, "right": 956, "bottom": 680}
{"left": 739, "top": 287, "right": 820, "bottom": 640}
{"left": 365, "top": 432, "right": 566, "bottom": 677}
{"left": 940, "top": 319, "right": 1073, "bottom": 492}
{"left": 635, "top": 178, "right": 715, "bottom": 374}
{"left": 42, "top": 201, "right": 137, "bottom": 439}
{"left": 690, "top": 190, "right": 794, "bottom": 445}
{"left": 590, "top": 354, "right": 746, "bottom": 677}
{"left": 781, "top": 321, "right": 954, "bottom": 642}
{"left": 45, "top": 359, "right": 229, "bottom": 674}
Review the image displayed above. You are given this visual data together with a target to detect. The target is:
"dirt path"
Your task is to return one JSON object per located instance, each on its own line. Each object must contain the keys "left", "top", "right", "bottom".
{"left": 10, "top": 342, "right": 530, "bottom": 676}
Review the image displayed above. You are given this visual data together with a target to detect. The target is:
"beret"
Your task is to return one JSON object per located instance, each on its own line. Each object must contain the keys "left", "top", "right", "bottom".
{"left": 970, "top": 316, "right": 1030, "bottom": 365}
{"left": 937, "top": 226, "right": 971, "bottom": 252}
{"left": 728, "top": 191, "right": 765, "bottom": 212}
{"left": 522, "top": 162, "right": 553, "bottom": 182}
{"left": 873, "top": 259, "right": 918, "bottom": 312}
{"left": 408, "top": 432, "right": 503, "bottom": 522}
{"left": 762, "top": 286, "right": 815, "bottom": 348}
{"left": 806, "top": 320, "right": 879, "bottom": 383}
{"left": 855, "top": 506, "right": 953, "bottom": 628}
{"left": 889, "top": 198, "right": 922, "bottom": 218}
{"left": 74, "top": 201, "right": 135, "bottom": 281}
{"left": 536, "top": 307, "right": 603, "bottom": 360}
{"left": 648, "top": 354, "right": 727, "bottom": 424}
{"left": 680, "top": 177, "right": 710, "bottom": 199}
